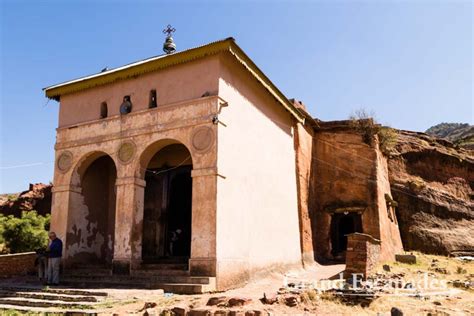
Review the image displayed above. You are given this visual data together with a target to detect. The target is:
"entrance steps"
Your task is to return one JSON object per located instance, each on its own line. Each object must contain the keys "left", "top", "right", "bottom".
{"left": 62, "top": 264, "right": 216, "bottom": 294}
{"left": 0, "top": 286, "right": 109, "bottom": 314}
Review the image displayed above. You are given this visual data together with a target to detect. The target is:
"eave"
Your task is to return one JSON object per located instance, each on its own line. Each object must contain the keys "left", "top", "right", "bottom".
{"left": 43, "top": 38, "right": 305, "bottom": 123}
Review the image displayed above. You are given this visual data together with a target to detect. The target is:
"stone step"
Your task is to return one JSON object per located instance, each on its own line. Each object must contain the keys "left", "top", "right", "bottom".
{"left": 0, "top": 286, "right": 109, "bottom": 297}
{"left": 64, "top": 268, "right": 112, "bottom": 276}
{"left": 133, "top": 270, "right": 190, "bottom": 277}
{"left": 132, "top": 268, "right": 190, "bottom": 276}
{"left": 140, "top": 263, "right": 188, "bottom": 270}
{"left": 64, "top": 274, "right": 211, "bottom": 284}
{"left": 156, "top": 282, "right": 215, "bottom": 294}
{"left": 0, "top": 290, "right": 100, "bottom": 302}
{"left": 0, "top": 296, "right": 97, "bottom": 309}
{"left": 60, "top": 278, "right": 151, "bottom": 289}
{"left": 0, "top": 305, "right": 98, "bottom": 316}
{"left": 68, "top": 275, "right": 213, "bottom": 284}
{"left": 61, "top": 277, "right": 216, "bottom": 294}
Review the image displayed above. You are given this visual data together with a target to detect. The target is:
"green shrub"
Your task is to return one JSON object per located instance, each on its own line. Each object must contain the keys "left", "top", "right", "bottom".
{"left": 0, "top": 211, "right": 50, "bottom": 254}
{"left": 0, "top": 214, "right": 5, "bottom": 253}
{"left": 378, "top": 127, "right": 399, "bottom": 155}
{"left": 349, "top": 109, "right": 380, "bottom": 145}
{"left": 349, "top": 109, "right": 399, "bottom": 155}
{"left": 407, "top": 177, "right": 426, "bottom": 192}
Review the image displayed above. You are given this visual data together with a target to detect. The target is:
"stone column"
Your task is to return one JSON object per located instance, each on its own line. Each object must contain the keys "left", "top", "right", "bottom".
{"left": 189, "top": 167, "right": 217, "bottom": 276}
{"left": 113, "top": 176, "right": 146, "bottom": 275}
{"left": 50, "top": 184, "right": 81, "bottom": 267}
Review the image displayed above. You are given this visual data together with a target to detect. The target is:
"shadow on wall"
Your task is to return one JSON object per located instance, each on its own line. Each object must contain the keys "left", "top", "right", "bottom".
{"left": 66, "top": 154, "right": 117, "bottom": 267}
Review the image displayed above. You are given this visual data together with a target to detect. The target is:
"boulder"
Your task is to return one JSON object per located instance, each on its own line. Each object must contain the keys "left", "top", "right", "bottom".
{"left": 207, "top": 296, "right": 227, "bottom": 306}
{"left": 171, "top": 306, "right": 189, "bottom": 316}
{"left": 391, "top": 307, "right": 403, "bottom": 316}
{"left": 228, "top": 297, "right": 252, "bottom": 307}
{"left": 395, "top": 254, "right": 417, "bottom": 265}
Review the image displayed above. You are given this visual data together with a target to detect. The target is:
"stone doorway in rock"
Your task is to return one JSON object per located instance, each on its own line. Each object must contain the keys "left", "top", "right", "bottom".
{"left": 142, "top": 165, "right": 192, "bottom": 265}
{"left": 330, "top": 213, "right": 362, "bottom": 261}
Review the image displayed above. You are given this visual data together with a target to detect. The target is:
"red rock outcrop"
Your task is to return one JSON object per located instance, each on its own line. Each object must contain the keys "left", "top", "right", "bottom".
{"left": 387, "top": 130, "right": 474, "bottom": 255}
{"left": 0, "top": 183, "right": 52, "bottom": 217}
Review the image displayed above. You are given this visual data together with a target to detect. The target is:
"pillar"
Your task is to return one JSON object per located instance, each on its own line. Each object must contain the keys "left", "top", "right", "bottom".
{"left": 50, "top": 184, "right": 81, "bottom": 267}
{"left": 113, "top": 176, "right": 146, "bottom": 275}
{"left": 189, "top": 167, "right": 217, "bottom": 276}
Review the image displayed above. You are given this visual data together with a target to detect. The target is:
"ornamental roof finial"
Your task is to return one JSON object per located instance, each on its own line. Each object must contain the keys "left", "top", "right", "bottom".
{"left": 163, "top": 25, "right": 176, "bottom": 54}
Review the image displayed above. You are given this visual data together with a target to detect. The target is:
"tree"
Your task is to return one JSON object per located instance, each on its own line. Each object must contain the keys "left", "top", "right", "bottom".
{"left": 1, "top": 211, "right": 50, "bottom": 253}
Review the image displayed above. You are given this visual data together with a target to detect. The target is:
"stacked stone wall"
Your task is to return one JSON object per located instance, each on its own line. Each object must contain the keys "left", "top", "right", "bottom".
{"left": 0, "top": 252, "right": 36, "bottom": 277}
{"left": 345, "top": 233, "right": 381, "bottom": 278}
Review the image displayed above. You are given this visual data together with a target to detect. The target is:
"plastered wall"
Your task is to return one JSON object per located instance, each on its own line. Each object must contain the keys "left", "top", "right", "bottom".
{"left": 216, "top": 53, "right": 302, "bottom": 289}
{"left": 58, "top": 56, "right": 220, "bottom": 127}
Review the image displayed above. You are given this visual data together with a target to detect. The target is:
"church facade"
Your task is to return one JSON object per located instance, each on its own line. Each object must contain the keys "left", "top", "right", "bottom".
{"left": 44, "top": 37, "right": 403, "bottom": 291}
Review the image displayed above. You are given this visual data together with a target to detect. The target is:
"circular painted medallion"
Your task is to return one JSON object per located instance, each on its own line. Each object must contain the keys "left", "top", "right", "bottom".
{"left": 118, "top": 141, "right": 136, "bottom": 163}
{"left": 57, "top": 151, "right": 73, "bottom": 172}
{"left": 192, "top": 126, "right": 214, "bottom": 152}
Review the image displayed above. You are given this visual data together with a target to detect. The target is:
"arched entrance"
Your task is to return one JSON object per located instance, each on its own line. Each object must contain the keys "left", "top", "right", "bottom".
{"left": 141, "top": 143, "right": 193, "bottom": 263}
{"left": 66, "top": 154, "right": 117, "bottom": 266}
{"left": 330, "top": 213, "right": 362, "bottom": 260}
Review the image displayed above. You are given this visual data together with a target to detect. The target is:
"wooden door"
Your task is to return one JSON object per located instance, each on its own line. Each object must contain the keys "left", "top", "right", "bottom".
{"left": 142, "top": 172, "right": 168, "bottom": 260}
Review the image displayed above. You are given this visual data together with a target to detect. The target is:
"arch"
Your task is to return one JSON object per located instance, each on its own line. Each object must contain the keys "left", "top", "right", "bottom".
{"left": 139, "top": 140, "right": 193, "bottom": 263}
{"left": 66, "top": 151, "right": 117, "bottom": 267}
{"left": 138, "top": 138, "right": 194, "bottom": 179}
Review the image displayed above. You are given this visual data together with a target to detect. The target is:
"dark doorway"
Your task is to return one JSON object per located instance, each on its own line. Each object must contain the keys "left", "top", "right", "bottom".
{"left": 142, "top": 144, "right": 192, "bottom": 263}
{"left": 330, "top": 213, "right": 362, "bottom": 260}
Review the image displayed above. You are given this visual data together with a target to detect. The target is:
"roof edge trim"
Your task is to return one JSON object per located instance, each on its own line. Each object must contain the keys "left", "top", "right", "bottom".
{"left": 43, "top": 37, "right": 304, "bottom": 123}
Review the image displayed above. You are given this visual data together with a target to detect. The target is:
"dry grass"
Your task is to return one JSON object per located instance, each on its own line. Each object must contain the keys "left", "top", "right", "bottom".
{"left": 16, "top": 252, "right": 464, "bottom": 316}
{"left": 375, "top": 251, "right": 474, "bottom": 282}
{"left": 299, "top": 252, "right": 473, "bottom": 315}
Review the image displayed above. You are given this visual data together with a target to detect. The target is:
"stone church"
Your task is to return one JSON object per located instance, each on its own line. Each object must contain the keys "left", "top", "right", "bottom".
{"left": 44, "top": 35, "right": 403, "bottom": 292}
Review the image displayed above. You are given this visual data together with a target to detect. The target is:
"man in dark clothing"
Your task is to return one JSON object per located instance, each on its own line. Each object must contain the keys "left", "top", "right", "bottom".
{"left": 34, "top": 248, "right": 48, "bottom": 283}
{"left": 46, "top": 232, "right": 63, "bottom": 285}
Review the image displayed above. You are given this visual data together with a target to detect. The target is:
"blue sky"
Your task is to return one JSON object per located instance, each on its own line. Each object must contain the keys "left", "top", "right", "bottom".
{"left": 0, "top": 0, "right": 472, "bottom": 193}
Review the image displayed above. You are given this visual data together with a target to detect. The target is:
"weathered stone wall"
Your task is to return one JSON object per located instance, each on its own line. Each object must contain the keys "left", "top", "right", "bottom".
{"left": 0, "top": 252, "right": 36, "bottom": 277}
{"left": 294, "top": 122, "right": 315, "bottom": 266}
{"left": 345, "top": 233, "right": 381, "bottom": 278}
{"left": 312, "top": 123, "right": 380, "bottom": 261}
{"left": 65, "top": 156, "right": 117, "bottom": 266}
{"left": 51, "top": 95, "right": 220, "bottom": 274}
{"left": 374, "top": 141, "right": 404, "bottom": 261}
{"left": 311, "top": 121, "right": 403, "bottom": 263}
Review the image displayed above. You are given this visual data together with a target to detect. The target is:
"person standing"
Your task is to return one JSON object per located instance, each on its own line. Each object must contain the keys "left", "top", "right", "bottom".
{"left": 46, "top": 232, "right": 63, "bottom": 285}
{"left": 169, "top": 228, "right": 182, "bottom": 256}
{"left": 34, "top": 248, "right": 48, "bottom": 283}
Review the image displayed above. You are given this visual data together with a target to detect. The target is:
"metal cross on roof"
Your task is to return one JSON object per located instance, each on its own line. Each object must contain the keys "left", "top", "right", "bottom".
{"left": 163, "top": 25, "right": 176, "bottom": 38}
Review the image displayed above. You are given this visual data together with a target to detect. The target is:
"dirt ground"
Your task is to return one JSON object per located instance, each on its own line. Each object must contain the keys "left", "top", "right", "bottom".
{"left": 2, "top": 253, "right": 473, "bottom": 315}
{"left": 108, "top": 253, "right": 474, "bottom": 316}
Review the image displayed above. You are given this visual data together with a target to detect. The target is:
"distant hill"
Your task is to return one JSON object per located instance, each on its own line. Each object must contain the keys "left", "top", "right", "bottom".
{"left": 0, "top": 183, "right": 52, "bottom": 217}
{"left": 425, "top": 123, "right": 474, "bottom": 150}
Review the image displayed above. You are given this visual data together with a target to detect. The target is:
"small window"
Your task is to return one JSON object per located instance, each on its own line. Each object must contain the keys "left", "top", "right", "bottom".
{"left": 149, "top": 90, "right": 157, "bottom": 108}
{"left": 100, "top": 102, "right": 108, "bottom": 119}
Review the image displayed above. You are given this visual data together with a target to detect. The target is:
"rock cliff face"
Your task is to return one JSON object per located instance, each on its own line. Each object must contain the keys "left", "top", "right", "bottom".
{"left": 387, "top": 130, "right": 473, "bottom": 255}
{"left": 0, "top": 183, "right": 52, "bottom": 217}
